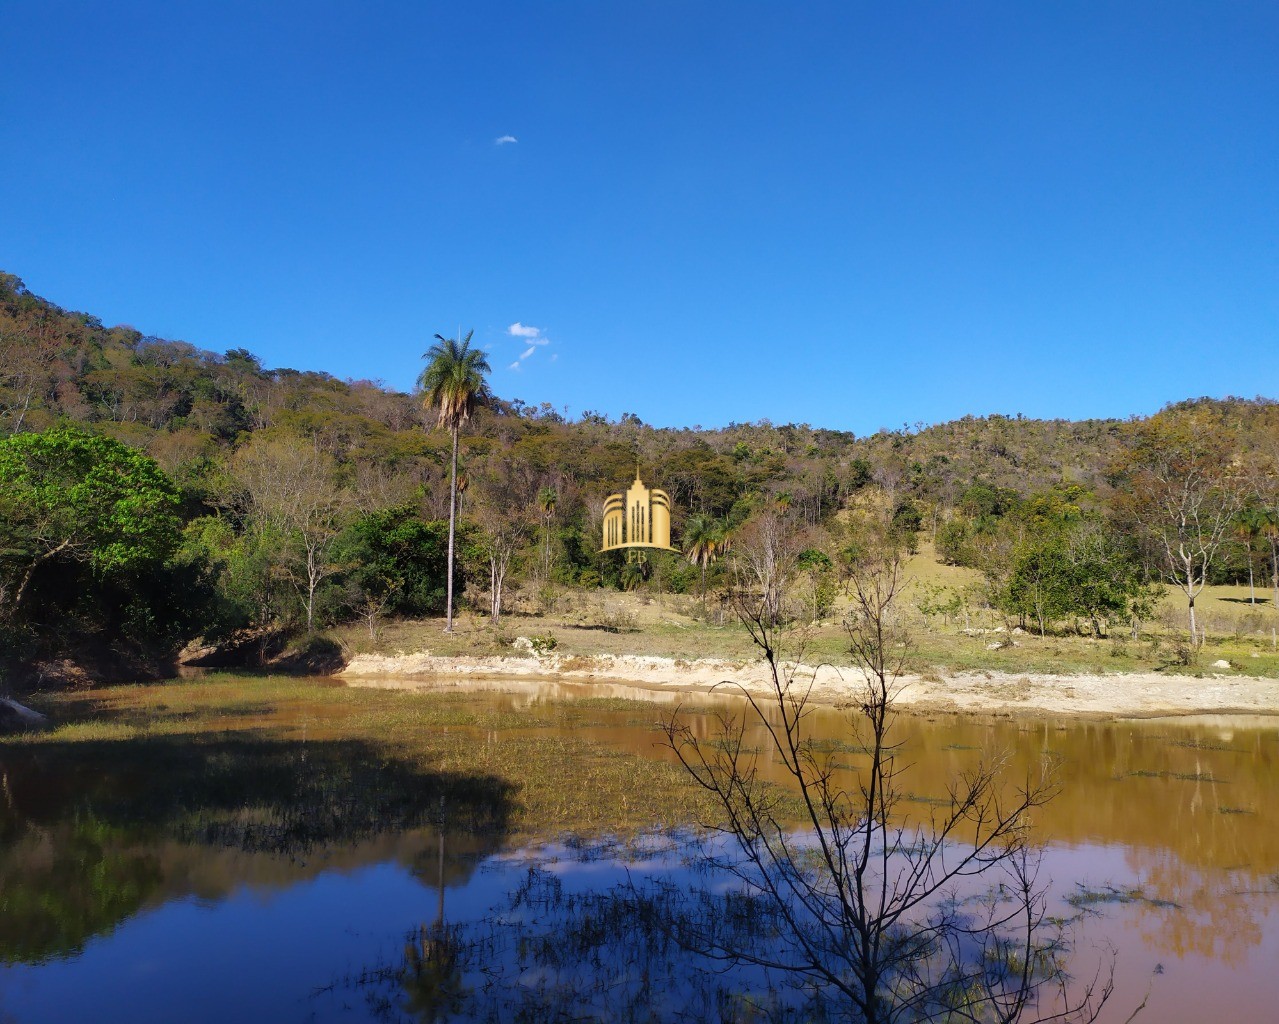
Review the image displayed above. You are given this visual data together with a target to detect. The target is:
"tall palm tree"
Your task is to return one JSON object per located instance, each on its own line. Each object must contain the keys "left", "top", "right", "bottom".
{"left": 683, "top": 514, "right": 718, "bottom": 601}
{"left": 536, "top": 485, "right": 558, "bottom": 580}
{"left": 418, "top": 331, "right": 491, "bottom": 632}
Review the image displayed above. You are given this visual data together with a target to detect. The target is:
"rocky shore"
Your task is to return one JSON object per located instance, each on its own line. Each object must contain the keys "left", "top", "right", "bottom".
{"left": 342, "top": 649, "right": 1279, "bottom": 720}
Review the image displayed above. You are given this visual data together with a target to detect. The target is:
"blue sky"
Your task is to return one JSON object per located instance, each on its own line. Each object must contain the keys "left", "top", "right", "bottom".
{"left": 2, "top": 2, "right": 1276, "bottom": 433}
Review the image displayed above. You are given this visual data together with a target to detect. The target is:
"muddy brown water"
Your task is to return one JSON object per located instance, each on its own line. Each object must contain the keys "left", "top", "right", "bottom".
{"left": 1, "top": 675, "right": 1276, "bottom": 1022}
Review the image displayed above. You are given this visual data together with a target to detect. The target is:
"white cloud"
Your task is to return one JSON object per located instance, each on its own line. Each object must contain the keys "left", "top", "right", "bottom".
{"left": 495, "top": 135, "right": 518, "bottom": 146}
{"left": 505, "top": 322, "right": 555, "bottom": 371}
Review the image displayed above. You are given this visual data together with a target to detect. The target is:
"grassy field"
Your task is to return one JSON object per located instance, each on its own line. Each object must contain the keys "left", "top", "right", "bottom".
{"left": 332, "top": 543, "right": 1279, "bottom": 680}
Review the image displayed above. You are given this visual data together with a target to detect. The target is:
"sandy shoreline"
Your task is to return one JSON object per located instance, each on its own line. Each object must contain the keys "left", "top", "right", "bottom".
{"left": 341, "top": 651, "right": 1279, "bottom": 721}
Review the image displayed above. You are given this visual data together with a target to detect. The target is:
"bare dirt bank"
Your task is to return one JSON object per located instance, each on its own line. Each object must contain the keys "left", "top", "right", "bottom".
{"left": 341, "top": 651, "right": 1279, "bottom": 720}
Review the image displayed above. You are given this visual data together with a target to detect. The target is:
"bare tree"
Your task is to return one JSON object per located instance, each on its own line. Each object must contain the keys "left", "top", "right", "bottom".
{"left": 1115, "top": 417, "right": 1244, "bottom": 645}
{"left": 872, "top": 456, "right": 908, "bottom": 511}
{"left": 666, "top": 546, "right": 1115, "bottom": 1024}
{"left": 348, "top": 460, "right": 420, "bottom": 515}
{"left": 232, "top": 433, "right": 349, "bottom": 631}
{"left": 731, "top": 505, "right": 804, "bottom": 624}
{"left": 471, "top": 465, "right": 536, "bottom": 623}
{"left": 0, "top": 318, "right": 64, "bottom": 433}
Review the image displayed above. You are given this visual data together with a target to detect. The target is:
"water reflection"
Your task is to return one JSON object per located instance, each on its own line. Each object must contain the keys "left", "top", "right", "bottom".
{"left": 0, "top": 731, "right": 515, "bottom": 965}
{"left": 1, "top": 678, "right": 1277, "bottom": 1023}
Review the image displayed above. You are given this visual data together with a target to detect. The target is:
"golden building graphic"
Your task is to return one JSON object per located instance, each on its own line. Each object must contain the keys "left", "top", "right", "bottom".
{"left": 601, "top": 472, "right": 676, "bottom": 553}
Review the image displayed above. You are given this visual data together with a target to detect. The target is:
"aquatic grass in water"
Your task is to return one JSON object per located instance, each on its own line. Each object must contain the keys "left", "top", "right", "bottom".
{"left": 1066, "top": 883, "right": 1181, "bottom": 913}
{"left": 1123, "top": 769, "right": 1228, "bottom": 783}
{"left": 1169, "top": 738, "right": 1246, "bottom": 753}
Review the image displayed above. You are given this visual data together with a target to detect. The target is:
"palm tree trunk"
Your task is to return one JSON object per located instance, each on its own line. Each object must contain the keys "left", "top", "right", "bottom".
{"left": 445, "top": 425, "right": 458, "bottom": 633}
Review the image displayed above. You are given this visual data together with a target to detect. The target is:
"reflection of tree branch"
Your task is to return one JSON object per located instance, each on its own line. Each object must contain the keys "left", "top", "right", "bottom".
{"left": 666, "top": 547, "right": 1119, "bottom": 1023}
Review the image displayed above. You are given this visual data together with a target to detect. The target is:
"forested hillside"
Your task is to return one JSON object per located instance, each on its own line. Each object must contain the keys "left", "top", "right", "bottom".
{"left": 2, "top": 271, "right": 1277, "bottom": 682}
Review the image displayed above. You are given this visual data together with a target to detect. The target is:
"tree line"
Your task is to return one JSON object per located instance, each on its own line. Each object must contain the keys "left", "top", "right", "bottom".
{"left": 1, "top": 271, "right": 1277, "bottom": 679}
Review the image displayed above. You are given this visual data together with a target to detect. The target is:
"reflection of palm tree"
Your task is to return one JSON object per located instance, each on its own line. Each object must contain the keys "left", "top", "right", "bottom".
{"left": 400, "top": 824, "right": 464, "bottom": 1021}
{"left": 400, "top": 923, "right": 464, "bottom": 1022}
{"left": 418, "top": 332, "right": 492, "bottom": 633}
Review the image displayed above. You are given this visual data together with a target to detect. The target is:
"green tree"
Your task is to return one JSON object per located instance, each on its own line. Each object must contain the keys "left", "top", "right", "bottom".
{"left": 620, "top": 555, "right": 649, "bottom": 592}
{"left": 997, "top": 519, "right": 1151, "bottom": 637}
{"left": 1063, "top": 521, "right": 1156, "bottom": 638}
{"left": 331, "top": 507, "right": 457, "bottom": 632}
{"left": 0, "top": 428, "right": 181, "bottom": 617}
{"left": 418, "top": 332, "right": 491, "bottom": 633}
{"left": 997, "top": 537, "right": 1074, "bottom": 636}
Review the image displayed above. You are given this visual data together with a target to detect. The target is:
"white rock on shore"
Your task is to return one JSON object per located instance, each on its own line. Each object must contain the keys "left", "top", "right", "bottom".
{"left": 0, "top": 696, "right": 49, "bottom": 733}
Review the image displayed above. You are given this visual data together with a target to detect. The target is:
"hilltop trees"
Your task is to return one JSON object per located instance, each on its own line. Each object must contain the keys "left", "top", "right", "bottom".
{"left": 3, "top": 272, "right": 1279, "bottom": 671}
{"left": 418, "top": 332, "right": 491, "bottom": 633}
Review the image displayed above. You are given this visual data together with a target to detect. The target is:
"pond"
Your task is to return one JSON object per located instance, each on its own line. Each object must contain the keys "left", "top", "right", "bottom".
{"left": 1, "top": 675, "right": 1277, "bottom": 1022}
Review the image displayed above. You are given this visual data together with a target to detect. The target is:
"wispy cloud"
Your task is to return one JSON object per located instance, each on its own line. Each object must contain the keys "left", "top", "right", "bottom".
{"left": 495, "top": 135, "right": 518, "bottom": 146}
{"left": 506, "top": 322, "right": 554, "bottom": 370}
